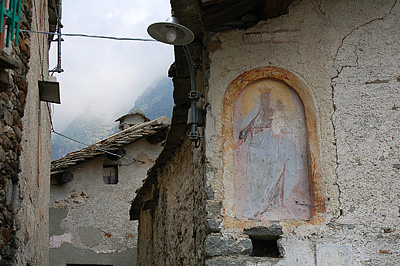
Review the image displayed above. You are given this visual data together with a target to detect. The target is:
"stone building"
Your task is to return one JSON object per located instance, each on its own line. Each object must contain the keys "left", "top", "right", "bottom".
{"left": 0, "top": 0, "right": 55, "bottom": 265}
{"left": 49, "top": 115, "right": 170, "bottom": 266}
{"left": 131, "top": 0, "right": 400, "bottom": 265}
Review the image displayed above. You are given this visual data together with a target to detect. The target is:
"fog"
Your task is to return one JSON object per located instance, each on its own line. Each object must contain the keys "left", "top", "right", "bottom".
{"left": 49, "top": 0, "right": 174, "bottom": 131}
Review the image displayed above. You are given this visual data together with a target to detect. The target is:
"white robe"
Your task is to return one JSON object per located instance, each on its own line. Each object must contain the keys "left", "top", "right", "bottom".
{"left": 238, "top": 100, "right": 304, "bottom": 219}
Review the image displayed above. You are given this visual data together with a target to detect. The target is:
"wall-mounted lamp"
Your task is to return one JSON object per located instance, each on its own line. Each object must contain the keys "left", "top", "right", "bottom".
{"left": 147, "top": 15, "right": 194, "bottom": 46}
{"left": 148, "top": 14, "right": 203, "bottom": 146}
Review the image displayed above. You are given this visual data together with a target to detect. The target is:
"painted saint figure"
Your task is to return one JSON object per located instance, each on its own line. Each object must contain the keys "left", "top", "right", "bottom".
{"left": 233, "top": 80, "right": 311, "bottom": 220}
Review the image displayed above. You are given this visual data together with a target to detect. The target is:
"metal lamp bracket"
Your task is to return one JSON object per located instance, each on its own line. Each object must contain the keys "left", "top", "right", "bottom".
{"left": 188, "top": 130, "right": 200, "bottom": 141}
{"left": 188, "top": 90, "right": 200, "bottom": 101}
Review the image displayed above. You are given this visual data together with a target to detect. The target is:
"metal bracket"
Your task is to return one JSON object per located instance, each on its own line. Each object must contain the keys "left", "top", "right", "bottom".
{"left": 49, "top": 0, "right": 64, "bottom": 73}
{"left": 183, "top": 44, "right": 204, "bottom": 147}
{"left": 188, "top": 90, "right": 200, "bottom": 101}
{"left": 188, "top": 130, "right": 200, "bottom": 141}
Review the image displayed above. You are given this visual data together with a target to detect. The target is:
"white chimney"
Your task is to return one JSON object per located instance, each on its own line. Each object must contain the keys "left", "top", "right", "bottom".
{"left": 115, "top": 110, "right": 149, "bottom": 131}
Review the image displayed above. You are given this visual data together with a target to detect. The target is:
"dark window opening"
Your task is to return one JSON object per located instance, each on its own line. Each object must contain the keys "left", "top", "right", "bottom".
{"left": 103, "top": 165, "right": 118, "bottom": 184}
{"left": 250, "top": 237, "right": 281, "bottom": 258}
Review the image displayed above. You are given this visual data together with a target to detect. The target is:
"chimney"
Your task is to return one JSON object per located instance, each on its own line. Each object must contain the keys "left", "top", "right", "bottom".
{"left": 115, "top": 110, "right": 150, "bottom": 131}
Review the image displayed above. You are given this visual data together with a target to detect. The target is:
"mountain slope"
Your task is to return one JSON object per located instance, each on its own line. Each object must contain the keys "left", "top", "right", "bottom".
{"left": 51, "top": 117, "right": 115, "bottom": 161}
{"left": 129, "top": 77, "right": 173, "bottom": 120}
{"left": 51, "top": 77, "right": 174, "bottom": 160}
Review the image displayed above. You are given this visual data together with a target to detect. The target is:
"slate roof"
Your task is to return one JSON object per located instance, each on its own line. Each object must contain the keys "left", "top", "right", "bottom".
{"left": 114, "top": 109, "right": 150, "bottom": 122}
{"left": 51, "top": 116, "right": 170, "bottom": 176}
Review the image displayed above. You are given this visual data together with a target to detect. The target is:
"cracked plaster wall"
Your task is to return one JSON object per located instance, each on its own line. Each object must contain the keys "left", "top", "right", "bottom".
{"left": 203, "top": 0, "right": 400, "bottom": 265}
{"left": 49, "top": 138, "right": 163, "bottom": 266}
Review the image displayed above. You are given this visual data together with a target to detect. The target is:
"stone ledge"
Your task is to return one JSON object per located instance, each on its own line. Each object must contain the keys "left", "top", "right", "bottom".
{"left": 207, "top": 219, "right": 222, "bottom": 234}
{"left": 206, "top": 256, "right": 281, "bottom": 266}
{"left": 243, "top": 224, "right": 283, "bottom": 240}
{"left": 205, "top": 235, "right": 252, "bottom": 257}
{"left": 0, "top": 51, "right": 22, "bottom": 69}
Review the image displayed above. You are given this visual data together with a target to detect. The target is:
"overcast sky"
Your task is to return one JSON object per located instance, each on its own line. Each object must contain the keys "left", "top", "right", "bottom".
{"left": 49, "top": 0, "right": 174, "bottom": 131}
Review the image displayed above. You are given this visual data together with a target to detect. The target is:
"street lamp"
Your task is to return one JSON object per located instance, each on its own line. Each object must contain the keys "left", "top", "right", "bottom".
{"left": 147, "top": 15, "right": 194, "bottom": 45}
{"left": 148, "top": 14, "right": 202, "bottom": 145}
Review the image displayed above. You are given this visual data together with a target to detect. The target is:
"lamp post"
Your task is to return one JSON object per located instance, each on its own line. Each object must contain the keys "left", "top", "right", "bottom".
{"left": 147, "top": 14, "right": 202, "bottom": 144}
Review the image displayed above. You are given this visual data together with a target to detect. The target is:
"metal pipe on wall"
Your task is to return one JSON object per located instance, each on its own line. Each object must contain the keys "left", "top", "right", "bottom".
{"left": 50, "top": 0, "right": 63, "bottom": 73}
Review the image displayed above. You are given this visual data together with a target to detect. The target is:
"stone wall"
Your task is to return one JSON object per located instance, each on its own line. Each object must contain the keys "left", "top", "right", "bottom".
{"left": 50, "top": 138, "right": 164, "bottom": 266}
{"left": 137, "top": 138, "right": 206, "bottom": 265}
{"left": 202, "top": 0, "right": 400, "bottom": 265}
{"left": 0, "top": 0, "right": 51, "bottom": 265}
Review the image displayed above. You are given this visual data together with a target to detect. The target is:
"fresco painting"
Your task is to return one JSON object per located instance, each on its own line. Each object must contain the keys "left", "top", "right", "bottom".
{"left": 233, "top": 79, "right": 311, "bottom": 220}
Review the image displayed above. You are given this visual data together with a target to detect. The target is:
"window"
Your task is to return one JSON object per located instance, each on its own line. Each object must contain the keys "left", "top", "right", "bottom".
{"left": 103, "top": 165, "right": 118, "bottom": 184}
{"left": 0, "top": 0, "right": 22, "bottom": 48}
{"left": 249, "top": 237, "right": 281, "bottom": 258}
{"left": 244, "top": 226, "right": 283, "bottom": 257}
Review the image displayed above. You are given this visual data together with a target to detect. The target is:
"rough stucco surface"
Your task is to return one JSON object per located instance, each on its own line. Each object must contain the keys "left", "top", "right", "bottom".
{"left": 331, "top": 1, "right": 400, "bottom": 264}
{"left": 137, "top": 139, "right": 206, "bottom": 266}
{"left": 49, "top": 138, "right": 163, "bottom": 266}
{"left": 12, "top": 0, "right": 52, "bottom": 265}
{"left": 202, "top": 0, "right": 400, "bottom": 265}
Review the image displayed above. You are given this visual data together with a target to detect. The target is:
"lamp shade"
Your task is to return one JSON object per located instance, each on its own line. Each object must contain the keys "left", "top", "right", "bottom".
{"left": 38, "top": 80, "right": 61, "bottom": 104}
{"left": 147, "top": 16, "right": 194, "bottom": 45}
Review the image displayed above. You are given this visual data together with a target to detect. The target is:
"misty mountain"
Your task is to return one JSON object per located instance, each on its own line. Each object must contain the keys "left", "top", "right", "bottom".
{"left": 51, "top": 77, "right": 174, "bottom": 161}
{"left": 129, "top": 77, "right": 173, "bottom": 120}
{"left": 51, "top": 117, "right": 116, "bottom": 161}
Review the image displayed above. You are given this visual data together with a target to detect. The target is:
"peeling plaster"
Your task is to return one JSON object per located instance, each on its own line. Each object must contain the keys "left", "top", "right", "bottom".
{"left": 49, "top": 233, "right": 72, "bottom": 248}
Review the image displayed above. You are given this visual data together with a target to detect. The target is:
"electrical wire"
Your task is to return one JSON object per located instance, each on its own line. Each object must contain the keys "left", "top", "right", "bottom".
{"left": 20, "top": 29, "right": 156, "bottom": 42}
{"left": 51, "top": 130, "right": 116, "bottom": 155}
{"left": 32, "top": 0, "right": 46, "bottom": 188}
{"left": 41, "top": 0, "right": 46, "bottom": 80}
{"left": 46, "top": 104, "right": 144, "bottom": 164}
{"left": 35, "top": 4, "right": 146, "bottom": 165}
{"left": 46, "top": 103, "right": 54, "bottom": 131}
{"left": 32, "top": 0, "right": 44, "bottom": 80}
{"left": 51, "top": 129, "right": 145, "bottom": 164}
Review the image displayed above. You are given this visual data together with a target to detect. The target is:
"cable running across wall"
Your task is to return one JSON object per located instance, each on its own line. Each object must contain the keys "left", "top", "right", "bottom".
{"left": 20, "top": 29, "right": 156, "bottom": 42}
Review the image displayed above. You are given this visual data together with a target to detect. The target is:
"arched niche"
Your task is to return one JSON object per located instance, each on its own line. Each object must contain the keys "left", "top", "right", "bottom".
{"left": 222, "top": 66, "right": 325, "bottom": 222}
